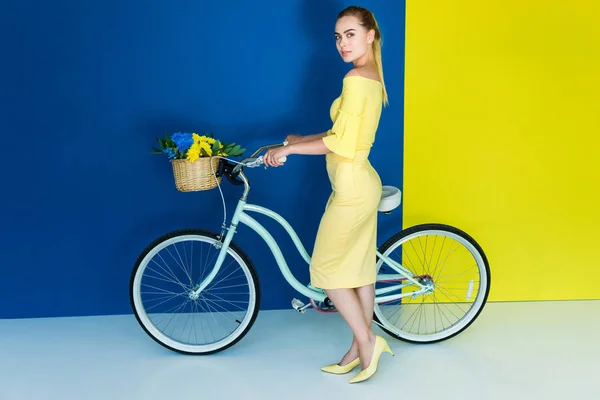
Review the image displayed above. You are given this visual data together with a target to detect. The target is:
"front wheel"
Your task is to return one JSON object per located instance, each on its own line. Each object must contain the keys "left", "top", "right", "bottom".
{"left": 129, "top": 229, "right": 260, "bottom": 354}
{"left": 374, "top": 224, "right": 491, "bottom": 344}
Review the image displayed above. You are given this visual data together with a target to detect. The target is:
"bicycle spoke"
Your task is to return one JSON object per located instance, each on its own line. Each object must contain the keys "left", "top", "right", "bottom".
{"left": 435, "top": 265, "right": 479, "bottom": 285}
{"left": 197, "top": 298, "right": 217, "bottom": 343}
{"left": 141, "top": 283, "right": 184, "bottom": 297}
{"left": 165, "top": 245, "right": 193, "bottom": 286}
{"left": 204, "top": 261, "right": 244, "bottom": 290}
{"left": 417, "top": 235, "right": 432, "bottom": 277}
{"left": 150, "top": 257, "right": 188, "bottom": 291}
{"left": 431, "top": 242, "right": 459, "bottom": 280}
{"left": 144, "top": 267, "right": 190, "bottom": 288}
{"left": 433, "top": 292, "right": 455, "bottom": 327}
{"left": 143, "top": 294, "right": 185, "bottom": 311}
{"left": 201, "top": 292, "right": 249, "bottom": 313}
{"left": 193, "top": 299, "right": 208, "bottom": 343}
{"left": 430, "top": 235, "right": 448, "bottom": 280}
{"left": 151, "top": 298, "right": 191, "bottom": 332}
{"left": 201, "top": 296, "right": 243, "bottom": 328}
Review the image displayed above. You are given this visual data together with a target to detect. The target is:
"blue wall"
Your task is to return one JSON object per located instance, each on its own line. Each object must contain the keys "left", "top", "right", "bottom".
{"left": 0, "top": 0, "right": 405, "bottom": 319}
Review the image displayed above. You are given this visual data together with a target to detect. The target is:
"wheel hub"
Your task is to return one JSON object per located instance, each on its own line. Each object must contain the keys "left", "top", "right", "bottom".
{"left": 419, "top": 275, "right": 435, "bottom": 292}
{"left": 189, "top": 285, "right": 201, "bottom": 300}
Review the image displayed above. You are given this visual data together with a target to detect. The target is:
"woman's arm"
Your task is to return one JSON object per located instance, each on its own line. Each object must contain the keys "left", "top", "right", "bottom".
{"left": 286, "top": 131, "right": 328, "bottom": 144}
{"left": 288, "top": 137, "right": 331, "bottom": 155}
{"left": 264, "top": 136, "right": 331, "bottom": 167}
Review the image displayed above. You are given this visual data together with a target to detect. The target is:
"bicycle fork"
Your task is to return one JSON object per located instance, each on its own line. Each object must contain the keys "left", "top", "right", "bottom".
{"left": 188, "top": 201, "right": 245, "bottom": 300}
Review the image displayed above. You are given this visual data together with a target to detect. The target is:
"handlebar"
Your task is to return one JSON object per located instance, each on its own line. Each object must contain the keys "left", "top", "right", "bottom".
{"left": 231, "top": 141, "right": 288, "bottom": 175}
{"left": 215, "top": 141, "right": 288, "bottom": 187}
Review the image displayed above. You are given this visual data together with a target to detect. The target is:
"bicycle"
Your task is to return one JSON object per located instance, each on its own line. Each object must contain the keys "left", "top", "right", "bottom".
{"left": 129, "top": 142, "right": 491, "bottom": 355}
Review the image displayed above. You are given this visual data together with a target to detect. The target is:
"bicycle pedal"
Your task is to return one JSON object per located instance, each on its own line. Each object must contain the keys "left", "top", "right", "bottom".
{"left": 291, "top": 298, "right": 307, "bottom": 313}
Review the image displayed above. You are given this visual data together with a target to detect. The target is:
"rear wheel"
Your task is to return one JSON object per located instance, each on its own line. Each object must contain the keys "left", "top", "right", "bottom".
{"left": 130, "top": 229, "right": 260, "bottom": 354}
{"left": 374, "top": 224, "right": 490, "bottom": 343}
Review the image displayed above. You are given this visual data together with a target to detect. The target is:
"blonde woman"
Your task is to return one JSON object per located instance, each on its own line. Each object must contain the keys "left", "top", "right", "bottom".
{"left": 264, "top": 6, "right": 392, "bottom": 383}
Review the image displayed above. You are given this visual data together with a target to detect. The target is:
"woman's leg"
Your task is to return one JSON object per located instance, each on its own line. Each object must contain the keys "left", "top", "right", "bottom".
{"left": 339, "top": 284, "right": 376, "bottom": 365}
{"left": 325, "top": 288, "right": 376, "bottom": 369}
{"left": 355, "top": 284, "right": 375, "bottom": 326}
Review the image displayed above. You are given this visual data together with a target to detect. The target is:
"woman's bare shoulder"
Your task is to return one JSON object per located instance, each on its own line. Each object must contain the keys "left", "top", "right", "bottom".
{"left": 344, "top": 67, "right": 380, "bottom": 83}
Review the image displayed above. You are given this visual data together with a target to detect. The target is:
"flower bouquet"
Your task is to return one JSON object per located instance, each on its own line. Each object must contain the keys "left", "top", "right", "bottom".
{"left": 152, "top": 132, "right": 245, "bottom": 192}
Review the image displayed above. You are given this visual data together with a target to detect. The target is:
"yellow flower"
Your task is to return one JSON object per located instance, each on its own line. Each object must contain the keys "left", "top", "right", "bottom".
{"left": 192, "top": 133, "right": 216, "bottom": 145}
{"left": 198, "top": 141, "right": 213, "bottom": 156}
{"left": 186, "top": 136, "right": 213, "bottom": 162}
{"left": 186, "top": 143, "right": 200, "bottom": 162}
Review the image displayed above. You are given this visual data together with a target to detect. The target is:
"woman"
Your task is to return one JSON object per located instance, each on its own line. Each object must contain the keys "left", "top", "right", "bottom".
{"left": 263, "top": 6, "right": 392, "bottom": 383}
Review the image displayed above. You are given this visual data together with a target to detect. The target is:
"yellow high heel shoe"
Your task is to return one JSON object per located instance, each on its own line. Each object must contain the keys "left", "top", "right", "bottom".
{"left": 321, "top": 357, "right": 361, "bottom": 374}
{"left": 348, "top": 336, "right": 394, "bottom": 384}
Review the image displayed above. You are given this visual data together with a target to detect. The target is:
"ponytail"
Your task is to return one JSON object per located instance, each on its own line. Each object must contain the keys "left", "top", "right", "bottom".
{"left": 373, "top": 37, "right": 388, "bottom": 106}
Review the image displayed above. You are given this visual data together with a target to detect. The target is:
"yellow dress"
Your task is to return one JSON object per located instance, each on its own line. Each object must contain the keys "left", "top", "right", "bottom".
{"left": 310, "top": 76, "right": 383, "bottom": 289}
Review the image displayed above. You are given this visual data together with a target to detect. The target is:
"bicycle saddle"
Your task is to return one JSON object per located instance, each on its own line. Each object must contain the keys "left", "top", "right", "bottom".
{"left": 378, "top": 186, "right": 402, "bottom": 213}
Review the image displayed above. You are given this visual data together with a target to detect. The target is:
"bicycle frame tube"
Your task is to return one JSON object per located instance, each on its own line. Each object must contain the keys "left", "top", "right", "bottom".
{"left": 243, "top": 204, "right": 311, "bottom": 265}
{"left": 193, "top": 199, "right": 431, "bottom": 304}
{"left": 373, "top": 252, "right": 432, "bottom": 302}
{"left": 376, "top": 251, "right": 426, "bottom": 288}
{"left": 193, "top": 199, "right": 327, "bottom": 302}
{"left": 238, "top": 205, "right": 327, "bottom": 302}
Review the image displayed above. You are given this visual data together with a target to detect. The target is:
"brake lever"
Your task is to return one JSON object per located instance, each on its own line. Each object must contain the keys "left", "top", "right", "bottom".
{"left": 232, "top": 141, "right": 288, "bottom": 174}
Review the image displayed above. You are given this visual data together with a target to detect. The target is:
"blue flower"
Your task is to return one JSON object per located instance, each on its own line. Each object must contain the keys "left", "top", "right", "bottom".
{"left": 170, "top": 132, "right": 194, "bottom": 153}
{"left": 163, "top": 148, "right": 176, "bottom": 159}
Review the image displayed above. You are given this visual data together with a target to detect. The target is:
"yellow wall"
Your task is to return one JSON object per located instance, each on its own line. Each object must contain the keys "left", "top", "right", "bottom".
{"left": 403, "top": 1, "right": 600, "bottom": 301}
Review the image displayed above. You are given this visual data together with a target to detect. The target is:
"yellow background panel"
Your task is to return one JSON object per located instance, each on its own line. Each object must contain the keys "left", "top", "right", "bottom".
{"left": 403, "top": 1, "right": 600, "bottom": 300}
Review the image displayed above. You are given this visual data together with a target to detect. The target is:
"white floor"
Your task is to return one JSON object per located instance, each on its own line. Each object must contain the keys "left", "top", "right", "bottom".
{"left": 1, "top": 301, "right": 599, "bottom": 400}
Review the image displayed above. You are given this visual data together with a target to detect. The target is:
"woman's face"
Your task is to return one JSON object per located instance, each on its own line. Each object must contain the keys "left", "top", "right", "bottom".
{"left": 334, "top": 15, "right": 374, "bottom": 63}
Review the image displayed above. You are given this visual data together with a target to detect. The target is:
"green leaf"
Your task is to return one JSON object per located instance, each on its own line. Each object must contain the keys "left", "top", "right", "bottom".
{"left": 211, "top": 140, "right": 220, "bottom": 154}
{"left": 164, "top": 133, "right": 175, "bottom": 147}
{"left": 230, "top": 144, "right": 241, "bottom": 154}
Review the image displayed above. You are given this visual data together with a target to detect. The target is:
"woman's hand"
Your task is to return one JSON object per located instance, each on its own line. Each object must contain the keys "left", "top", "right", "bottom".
{"left": 264, "top": 145, "right": 291, "bottom": 167}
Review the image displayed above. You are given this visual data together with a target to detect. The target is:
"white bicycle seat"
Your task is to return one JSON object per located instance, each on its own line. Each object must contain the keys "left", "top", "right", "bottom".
{"left": 378, "top": 186, "right": 402, "bottom": 213}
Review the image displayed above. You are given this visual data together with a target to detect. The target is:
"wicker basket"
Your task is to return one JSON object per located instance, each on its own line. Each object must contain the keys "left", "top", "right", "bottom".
{"left": 171, "top": 157, "right": 221, "bottom": 192}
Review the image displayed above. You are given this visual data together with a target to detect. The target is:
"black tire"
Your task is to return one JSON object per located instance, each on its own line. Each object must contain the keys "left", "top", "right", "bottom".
{"left": 373, "top": 223, "right": 491, "bottom": 344}
{"left": 129, "top": 229, "right": 261, "bottom": 355}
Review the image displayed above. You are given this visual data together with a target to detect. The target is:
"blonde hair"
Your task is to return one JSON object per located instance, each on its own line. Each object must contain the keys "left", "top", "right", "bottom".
{"left": 337, "top": 6, "right": 388, "bottom": 106}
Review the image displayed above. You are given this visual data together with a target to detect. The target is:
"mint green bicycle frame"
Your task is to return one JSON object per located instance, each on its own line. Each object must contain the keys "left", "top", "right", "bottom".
{"left": 190, "top": 148, "right": 433, "bottom": 304}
